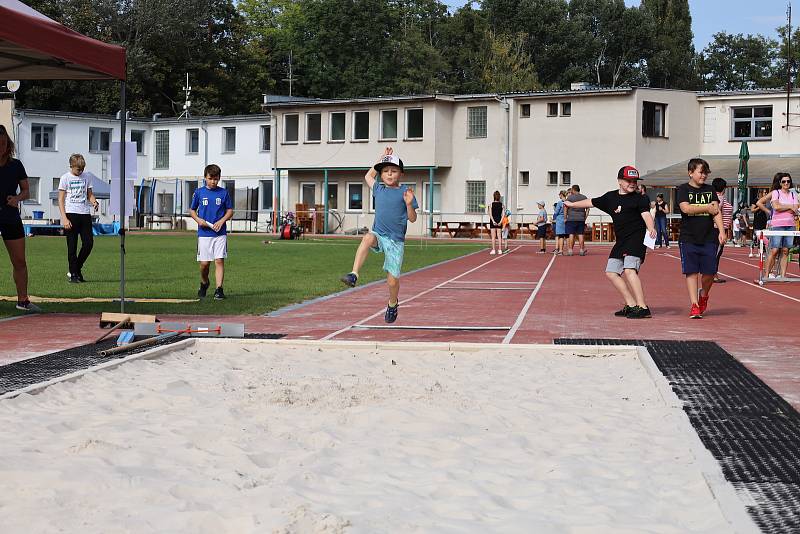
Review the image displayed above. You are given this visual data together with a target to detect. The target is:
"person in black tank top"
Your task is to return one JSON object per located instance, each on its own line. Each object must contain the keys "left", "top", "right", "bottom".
{"left": 488, "top": 190, "right": 504, "bottom": 254}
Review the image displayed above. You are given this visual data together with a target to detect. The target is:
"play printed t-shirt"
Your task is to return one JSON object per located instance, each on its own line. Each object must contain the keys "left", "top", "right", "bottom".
{"left": 566, "top": 193, "right": 588, "bottom": 221}
{"left": 371, "top": 182, "right": 418, "bottom": 242}
{"left": 191, "top": 185, "right": 233, "bottom": 237}
{"left": 592, "top": 190, "right": 650, "bottom": 260}
{"left": 0, "top": 158, "right": 27, "bottom": 222}
{"left": 58, "top": 171, "right": 98, "bottom": 214}
{"left": 676, "top": 182, "right": 719, "bottom": 244}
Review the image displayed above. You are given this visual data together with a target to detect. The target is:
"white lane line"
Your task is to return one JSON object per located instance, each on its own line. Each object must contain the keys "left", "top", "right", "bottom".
{"left": 439, "top": 281, "right": 538, "bottom": 285}
{"left": 720, "top": 254, "right": 800, "bottom": 278}
{"left": 351, "top": 325, "right": 510, "bottom": 331}
{"left": 437, "top": 287, "right": 533, "bottom": 291}
{"left": 321, "top": 246, "right": 524, "bottom": 340}
{"left": 664, "top": 253, "right": 800, "bottom": 305}
{"left": 502, "top": 254, "right": 557, "bottom": 344}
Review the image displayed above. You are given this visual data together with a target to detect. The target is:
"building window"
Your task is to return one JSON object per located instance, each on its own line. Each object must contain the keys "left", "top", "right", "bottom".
{"left": 468, "top": 106, "right": 488, "bottom": 138}
{"left": 381, "top": 109, "right": 398, "bottom": 140}
{"left": 561, "top": 102, "right": 572, "bottom": 116}
{"left": 465, "top": 180, "right": 486, "bottom": 213}
{"left": 561, "top": 171, "right": 571, "bottom": 186}
{"left": 223, "top": 180, "right": 236, "bottom": 207}
{"left": 89, "top": 127, "right": 112, "bottom": 153}
{"left": 330, "top": 112, "right": 346, "bottom": 141}
{"left": 327, "top": 182, "right": 338, "bottom": 210}
{"left": 347, "top": 182, "right": 363, "bottom": 211}
{"left": 732, "top": 106, "right": 772, "bottom": 140}
{"left": 353, "top": 111, "right": 369, "bottom": 140}
{"left": 260, "top": 125, "right": 271, "bottom": 151}
{"left": 520, "top": 104, "right": 531, "bottom": 118}
{"left": 423, "top": 182, "right": 441, "bottom": 213}
{"left": 154, "top": 130, "right": 169, "bottom": 169}
{"left": 284, "top": 114, "right": 299, "bottom": 143}
{"left": 31, "top": 124, "right": 56, "bottom": 150}
{"left": 306, "top": 113, "right": 321, "bottom": 142}
{"left": 260, "top": 179, "right": 273, "bottom": 210}
{"left": 51, "top": 177, "right": 60, "bottom": 207}
{"left": 185, "top": 180, "right": 199, "bottom": 212}
{"left": 547, "top": 103, "right": 558, "bottom": 117}
{"left": 157, "top": 192, "right": 175, "bottom": 215}
{"left": 520, "top": 171, "right": 529, "bottom": 186}
{"left": 548, "top": 171, "right": 558, "bottom": 186}
{"left": 406, "top": 108, "right": 423, "bottom": 139}
{"left": 131, "top": 130, "right": 145, "bottom": 154}
{"left": 186, "top": 129, "right": 199, "bottom": 155}
{"left": 642, "top": 102, "right": 667, "bottom": 137}
{"left": 223, "top": 127, "right": 236, "bottom": 153}
{"left": 24, "top": 177, "right": 40, "bottom": 203}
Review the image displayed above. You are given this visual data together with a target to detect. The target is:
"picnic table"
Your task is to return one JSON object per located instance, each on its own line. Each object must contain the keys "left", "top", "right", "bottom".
{"left": 433, "top": 221, "right": 479, "bottom": 238}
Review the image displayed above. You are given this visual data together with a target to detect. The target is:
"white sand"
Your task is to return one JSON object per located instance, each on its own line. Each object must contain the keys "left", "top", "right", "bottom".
{"left": 0, "top": 341, "right": 738, "bottom": 533}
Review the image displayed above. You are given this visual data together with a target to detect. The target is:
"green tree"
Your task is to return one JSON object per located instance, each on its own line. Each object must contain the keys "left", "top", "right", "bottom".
{"left": 437, "top": 5, "right": 489, "bottom": 93}
{"left": 640, "top": 0, "right": 696, "bottom": 88}
{"left": 698, "top": 32, "right": 781, "bottom": 90}
{"left": 479, "top": 31, "right": 540, "bottom": 92}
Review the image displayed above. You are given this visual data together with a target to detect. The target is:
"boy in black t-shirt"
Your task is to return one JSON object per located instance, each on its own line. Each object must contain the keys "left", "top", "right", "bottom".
{"left": 564, "top": 166, "right": 656, "bottom": 319}
{"left": 676, "top": 158, "right": 725, "bottom": 319}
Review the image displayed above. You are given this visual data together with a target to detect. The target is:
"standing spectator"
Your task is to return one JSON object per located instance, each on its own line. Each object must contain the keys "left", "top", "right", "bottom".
{"left": 565, "top": 184, "right": 588, "bottom": 256}
{"left": 759, "top": 173, "right": 799, "bottom": 278}
{"left": 0, "top": 125, "right": 40, "bottom": 313}
{"left": 653, "top": 193, "right": 670, "bottom": 248}
{"left": 552, "top": 190, "right": 568, "bottom": 255}
{"left": 58, "top": 154, "right": 100, "bottom": 283}
{"left": 677, "top": 158, "right": 725, "bottom": 319}
{"left": 487, "top": 190, "right": 504, "bottom": 255}
{"left": 750, "top": 201, "right": 769, "bottom": 258}
{"left": 535, "top": 200, "right": 548, "bottom": 253}
{"left": 736, "top": 208, "right": 750, "bottom": 248}
{"left": 712, "top": 178, "right": 733, "bottom": 283}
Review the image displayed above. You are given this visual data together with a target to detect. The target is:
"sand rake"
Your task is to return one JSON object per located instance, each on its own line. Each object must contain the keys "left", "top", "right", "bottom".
{"left": 99, "top": 322, "right": 245, "bottom": 357}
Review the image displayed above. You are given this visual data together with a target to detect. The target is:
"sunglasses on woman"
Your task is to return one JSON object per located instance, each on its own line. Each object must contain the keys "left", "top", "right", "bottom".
{"left": 781, "top": 179, "right": 792, "bottom": 184}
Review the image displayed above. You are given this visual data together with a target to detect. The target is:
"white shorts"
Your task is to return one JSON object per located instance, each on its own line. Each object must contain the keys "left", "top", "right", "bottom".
{"left": 197, "top": 235, "right": 228, "bottom": 261}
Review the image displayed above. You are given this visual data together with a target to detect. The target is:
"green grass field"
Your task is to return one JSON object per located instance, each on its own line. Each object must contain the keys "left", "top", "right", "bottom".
{"left": 0, "top": 234, "right": 483, "bottom": 318}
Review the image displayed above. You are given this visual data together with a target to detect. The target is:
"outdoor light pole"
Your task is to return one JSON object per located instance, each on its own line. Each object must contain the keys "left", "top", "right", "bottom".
{"left": 119, "top": 80, "right": 127, "bottom": 313}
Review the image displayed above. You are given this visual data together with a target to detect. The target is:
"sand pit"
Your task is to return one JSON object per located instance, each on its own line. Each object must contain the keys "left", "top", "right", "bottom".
{"left": 0, "top": 340, "right": 750, "bottom": 533}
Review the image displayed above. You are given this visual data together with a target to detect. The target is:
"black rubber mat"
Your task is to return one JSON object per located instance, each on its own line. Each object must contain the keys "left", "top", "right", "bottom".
{"left": 0, "top": 333, "right": 285, "bottom": 396}
{"left": 555, "top": 339, "right": 800, "bottom": 534}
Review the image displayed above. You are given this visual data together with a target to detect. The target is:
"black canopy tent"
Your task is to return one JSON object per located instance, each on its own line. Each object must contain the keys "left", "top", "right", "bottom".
{"left": 0, "top": 0, "right": 129, "bottom": 311}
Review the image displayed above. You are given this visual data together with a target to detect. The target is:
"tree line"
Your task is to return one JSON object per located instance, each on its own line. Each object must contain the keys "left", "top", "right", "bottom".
{"left": 16, "top": 0, "right": 799, "bottom": 116}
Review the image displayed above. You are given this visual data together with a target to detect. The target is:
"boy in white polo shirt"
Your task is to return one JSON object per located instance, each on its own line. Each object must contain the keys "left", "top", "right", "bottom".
{"left": 58, "top": 153, "right": 99, "bottom": 283}
{"left": 190, "top": 164, "right": 234, "bottom": 300}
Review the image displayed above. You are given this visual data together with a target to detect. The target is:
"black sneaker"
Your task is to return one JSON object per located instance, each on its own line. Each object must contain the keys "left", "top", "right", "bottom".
{"left": 340, "top": 272, "right": 358, "bottom": 287}
{"left": 614, "top": 305, "right": 632, "bottom": 317}
{"left": 76, "top": 272, "right": 86, "bottom": 283}
{"left": 213, "top": 287, "right": 226, "bottom": 300}
{"left": 627, "top": 306, "right": 652, "bottom": 319}
{"left": 15, "top": 300, "right": 42, "bottom": 313}
{"left": 68, "top": 274, "right": 80, "bottom": 283}
{"left": 198, "top": 281, "right": 210, "bottom": 298}
{"left": 384, "top": 302, "right": 399, "bottom": 323}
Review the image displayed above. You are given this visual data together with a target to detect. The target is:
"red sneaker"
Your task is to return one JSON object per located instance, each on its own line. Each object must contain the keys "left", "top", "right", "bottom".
{"left": 689, "top": 304, "right": 703, "bottom": 319}
{"left": 698, "top": 294, "right": 709, "bottom": 315}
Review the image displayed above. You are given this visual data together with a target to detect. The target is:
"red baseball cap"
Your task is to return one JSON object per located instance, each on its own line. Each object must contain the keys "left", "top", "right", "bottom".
{"left": 617, "top": 165, "right": 641, "bottom": 181}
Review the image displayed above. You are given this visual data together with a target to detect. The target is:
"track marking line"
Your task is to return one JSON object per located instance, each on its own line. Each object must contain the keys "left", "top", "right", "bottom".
{"left": 719, "top": 254, "right": 800, "bottom": 279}
{"left": 351, "top": 325, "right": 510, "bottom": 331}
{"left": 502, "top": 254, "right": 557, "bottom": 344}
{"left": 437, "top": 287, "right": 534, "bottom": 291}
{"left": 439, "top": 280, "right": 538, "bottom": 285}
{"left": 664, "top": 253, "right": 800, "bottom": 304}
{"left": 321, "top": 246, "right": 525, "bottom": 340}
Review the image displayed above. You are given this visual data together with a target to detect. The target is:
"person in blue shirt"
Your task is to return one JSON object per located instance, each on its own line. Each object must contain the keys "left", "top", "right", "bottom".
{"left": 189, "top": 164, "right": 234, "bottom": 300}
{"left": 340, "top": 147, "right": 418, "bottom": 323}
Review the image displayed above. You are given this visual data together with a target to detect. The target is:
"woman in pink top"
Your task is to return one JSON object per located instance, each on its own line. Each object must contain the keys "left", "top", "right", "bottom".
{"left": 762, "top": 173, "right": 799, "bottom": 278}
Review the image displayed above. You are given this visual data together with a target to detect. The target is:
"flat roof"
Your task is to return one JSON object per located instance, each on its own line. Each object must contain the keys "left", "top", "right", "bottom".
{"left": 643, "top": 154, "right": 800, "bottom": 186}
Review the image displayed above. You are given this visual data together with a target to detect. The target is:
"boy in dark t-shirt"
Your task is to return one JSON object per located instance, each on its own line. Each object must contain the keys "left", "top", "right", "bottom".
{"left": 564, "top": 166, "right": 656, "bottom": 319}
{"left": 676, "top": 158, "right": 725, "bottom": 319}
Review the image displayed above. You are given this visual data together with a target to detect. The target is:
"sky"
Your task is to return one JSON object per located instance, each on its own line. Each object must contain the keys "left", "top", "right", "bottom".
{"left": 444, "top": 0, "right": 794, "bottom": 51}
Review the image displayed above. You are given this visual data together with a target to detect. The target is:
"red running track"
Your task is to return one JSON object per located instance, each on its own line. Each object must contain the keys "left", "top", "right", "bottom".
{"left": 2, "top": 242, "right": 798, "bottom": 408}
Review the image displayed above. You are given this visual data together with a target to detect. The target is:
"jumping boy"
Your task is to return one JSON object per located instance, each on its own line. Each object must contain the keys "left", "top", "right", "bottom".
{"left": 677, "top": 158, "right": 725, "bottom": 318}
{"left": 58, "top": 154, "right": 99, "bottom": 283}
{"left": 190, "top": 164, "right": 234, "bottom": 300}
{"left": 563, "top": 166, "right": 656, "bottom": 319}
{"left": 340, "top": 147, "right": 418, "bottom": 323}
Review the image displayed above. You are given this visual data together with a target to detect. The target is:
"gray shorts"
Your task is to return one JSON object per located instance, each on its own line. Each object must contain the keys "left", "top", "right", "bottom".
{"left": 606, "top": 255, "right": 642, "bottom": 274}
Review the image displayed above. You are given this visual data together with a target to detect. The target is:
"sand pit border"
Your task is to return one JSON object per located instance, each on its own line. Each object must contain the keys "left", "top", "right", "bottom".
{"left": 0, "top": 338, "right": 760, "bottom": 533}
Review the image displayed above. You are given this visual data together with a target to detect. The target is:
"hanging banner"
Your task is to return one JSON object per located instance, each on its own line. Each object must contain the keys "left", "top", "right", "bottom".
{"left": 109, "top": 141, "right": 136, "bottom": 216}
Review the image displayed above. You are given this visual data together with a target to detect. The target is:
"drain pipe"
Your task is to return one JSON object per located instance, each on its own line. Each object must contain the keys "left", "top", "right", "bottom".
{"left": 495, "top": 96, "right": 511, "bottom": 208}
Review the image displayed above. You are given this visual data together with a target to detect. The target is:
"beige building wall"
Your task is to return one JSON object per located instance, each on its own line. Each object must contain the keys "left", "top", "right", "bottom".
{"left": 634, "top": 88, "right": 700, "bottom": 176}
{"left": 698, "top": 93, "right": 800, "bottom": 157}
{"left": 0, "top": 99, "right": 14, "bottom": 140}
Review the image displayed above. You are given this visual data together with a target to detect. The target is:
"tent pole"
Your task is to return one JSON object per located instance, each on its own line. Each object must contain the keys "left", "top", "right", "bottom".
{"left": 119, "top": 80, "right": 127, "bottom": 313}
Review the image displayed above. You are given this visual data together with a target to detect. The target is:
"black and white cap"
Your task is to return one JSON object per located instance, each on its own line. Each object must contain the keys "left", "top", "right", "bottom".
{"left": 374, "top": 154, "right": 405, "bottom": 172}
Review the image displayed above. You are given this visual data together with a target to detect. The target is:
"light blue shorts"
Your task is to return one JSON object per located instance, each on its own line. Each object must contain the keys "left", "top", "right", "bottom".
{"left": 769, "top": 226, "right": 796, "bottom": 249}
{"left": 370, "top": 231, "right": 405, "bottom": 279}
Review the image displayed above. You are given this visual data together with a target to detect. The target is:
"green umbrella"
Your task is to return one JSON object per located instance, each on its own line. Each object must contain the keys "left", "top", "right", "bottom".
{"left": 737, "top": 141, "right": 750, "bottom": 209}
